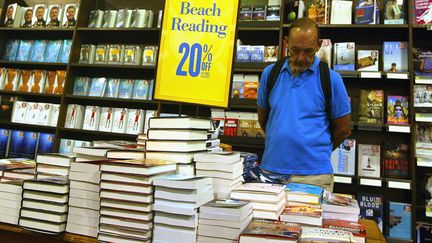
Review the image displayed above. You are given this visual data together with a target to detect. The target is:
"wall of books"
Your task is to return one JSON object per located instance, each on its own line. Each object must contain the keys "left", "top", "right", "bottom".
{"left": 0, "top": 0, "right": 430, "bottom": 241}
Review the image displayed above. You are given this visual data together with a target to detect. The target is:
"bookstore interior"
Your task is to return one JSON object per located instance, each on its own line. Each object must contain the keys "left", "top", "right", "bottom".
{"left": 0, "top": 0, "right": 431, "bottom": 242}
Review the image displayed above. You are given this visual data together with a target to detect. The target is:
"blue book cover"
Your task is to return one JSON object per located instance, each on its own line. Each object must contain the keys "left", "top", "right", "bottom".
{"left": 37, "top": 133, "right": 55, "bottom": 154}
{"left": 236, "top": 45, "right": 251, "bottom": 62}
{"left": 104, "top": 78, "right": 120, "bottom": 98}
{"left": 357, "top": 193, "right": 384, "bottom": 232}
{"left": 118, "top": 79, "right": 134, "bottom": 99}
{"left": 73, "top": 77, "right": 91, "bottom": 96}
{"left": 286, "top": 182, "right": 324, "bottom": 196}
{"left": 8, "top": 130, "right": 25, "bottom": 158}
{"left": 3, "top": 40, "right": 20, "bottom": 61}
{"left": 43, "top": 40, "right": 62, "bottom": 62}
{"left": 147, "top": 79, "right": 155, "bottom": 100}
{"left": 16, "top": 40, "right": 33, "bottom": 62}
{"left": 387, "top": 202, "right": 412, "bottom": 240}
{"left": 355, "top": 0, "right": 376, "bottom": 24}
{"left": 88, "top": 78, "right": 106, "bottom": 97}
{"left": 30, "top": 40, "right": 48, "bottom": 62}
{"left": 59, "top": 39, "right": 72, "bottom": 63}
{"left": 0, "top": 129, "right": 10, "bottom": 158}
{"left": 133, "top": 80, "right": 149, "bottom": 100}
{"left": 241, "top": 152, "right": 259, "bottom": 181}
{"left": 333, "top": 42, "right": 356, "bottom": 71}
{"left": 250, "top": 46, "right": 265, "bottom": 62}
{"left": 383, "top": 41, "right": 408, "bottom": 72}
{"left": 59, "top": 139, "right": 75, "bottom": 154}
{"left": 21, "top": 131, "right": 39, "bottom": 159}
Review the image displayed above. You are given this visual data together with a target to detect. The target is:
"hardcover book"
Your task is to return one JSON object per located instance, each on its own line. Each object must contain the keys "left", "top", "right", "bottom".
{"left": 88, "top": 78, "right": 106, "bottom": 97}
{"left": 82, "top": 106, "right": 101, "bottom": 131}
{"left": 21, "top": 131, "right": 38, "bottom": 159}
{"left": 383, "top": 143, "right": 409, "bottom": 179}
{"left": 117, "top": 79, "right": 134, "bottom": 99}
{"left": 126, "top": 109, "right": 144, "bottom": 135}
{"left": 266, "top": 4, "right": 281, "bottom": 21}
{"left": 239, "top": 219, "right": 301, "bottom": 241}
{"left": 44, "top": 71, "right": 56, "bottom": 94}
{"left": 16, "top": 40, "right": 33, "bottom": 62}
{"left": 330, "top": 0, "right": 353, "bottom": 24}
{"left": 264, "top": 46, "right": 278, "bottom": 63}
{"left": 252, "top": 5, "right": 266, "bottom": 21}
{"left": 36, "top": 103, "right": 52, "bottom": 126}
{"left": 18, "top": 70, "right": 33, "bottom": 92}
{"left": 53, "top": 71, "right": 65, "bottom": 95}
{"left": 358, "top": 90, "right": 384, "bottom": 124}
{"left": 384, "top": 0, "right": 405, "bottom": 24}
{"left": 239, "top": 6, "right": 253, "bottom": 21}
{"left": 99, "top": 107, "right": 114, "bottom": 133}
{"left": 4, "top": 69, "right": 20, "bottom": 91}
{"left": 49, "top": 104, "right": 60, "bottom": 127}
{"left": 357, "top": 193, "right": 383, "bottom": 232}
{"left": 104, "top": 78, "right": 120, "bottom": 98}
{"left": 20, "top": 7, "right": 33, "bottom": 27}
{"left": 0, "top": 129, "right": 10, "bottom": 158}
{"left": 79, "top": 44, "right": 95, "bottom": 64}
{"left": 31, "top": 4, "right": 47, "bottom": 28}
{"left": 250, "top": 46, "right": 265, "bottom": 62}
{"left": 4, "top": 4, "right": 23, "bottom": 28}
{"left": 355, "top": 0, "right": 378, "bottom": 24}
{"left": 11, "top": 101, "right": 27, "bottom": 123}
{"left": 64, "top": 104, "right": 85, "bottom": 129}
{"left": 387, "top": 95, "right": 409, "bottom": 125}
{"left": 132, "top": 80, "right": 149, "bottom": 100}
{"left": 73, "top": 77, "right": 91, "bottom": 96}
{"left": 333, "top": 42, "right": 355, "bottom": 71}
{"left": 62, "top": 4, "right": 79, "bottom": 28}
{"left": 387, "top": 202, "right": 412, "bottom": 240}
{"left": 317, "top": 39, "right": 332, "bottom": 67}
{"left": 232, "top": 74, "right": 244, "bottom": 98}
{"left": 383, "top": 41, "right": 408, "bottom": 72}
{"left": 358, "top": 144, "right": 381, "bottom": 178}
{"left": 46, "top": 4, "right": 62, "bottom": 28}
{"left": 413, "top": 47, "right": 432, "bottom": 77}
{"left": 414, "top": 85, "right": 432, "bottom": 107}
{"left": 43, "top": 40, "right": 62, "bottom": 62}
{"left": 37, "top": 133, "right": 55, "bottom": 154}
{"left": 59, "top": 40, "right": 72, "bottom": 63}
{"left": 94, "top": 45, "right": 108, "bottom": 64}
{"left": 330, "top": 139, "right": 356, "bottom": 176}
{"left": 29, "top": 40, "right": 48, "bottom": 62}
{"left": 357, "top": 50, "right": 379, "bottom": 71}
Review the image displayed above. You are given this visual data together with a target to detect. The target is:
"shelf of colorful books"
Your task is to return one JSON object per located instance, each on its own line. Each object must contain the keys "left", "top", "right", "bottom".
{"left": 0, "top": 60, "right": 67, "bottom": 69}
{"left": 0, "top": 90, "right": 61, "bottom": 102}
{"left": 229, "top": 98, "right": 257, "bottom": 109}
{"left": 60, "top": 127, "right": 138, "bottom": 142}
{"left": 0, "top": 120, "right": 56, "bottom": 133}
{"left": 0, "top": 222, "right": 99, "bottom": 242}
{"left": 234, "top": 62, "right": 272, "bottom": 72}
{"left": 333, "top": 175, "right": 355, "bottom": 184}
{"left": 219, "top": 135, "right": 265, "bottom": 148}
{"left": 386, "top": 178, "right": 412, "bottom": 190}
{"left": 65, "top": 95, "right": 158, "bottom": 110}
{"left": 358, "top": 177, "right": 383, "bottom": 187}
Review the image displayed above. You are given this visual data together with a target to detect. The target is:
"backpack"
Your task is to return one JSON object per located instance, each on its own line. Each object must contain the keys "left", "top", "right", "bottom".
{"left": 265, "top": 57, "right": 333, "bottom": 132}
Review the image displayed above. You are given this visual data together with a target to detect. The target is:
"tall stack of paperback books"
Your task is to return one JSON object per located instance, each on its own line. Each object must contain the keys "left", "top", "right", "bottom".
{"left": 66, "top": 161, "right": 103, "bottom": 237}
{"left": 0, "top": 180, "right": 23, "bottom": 225}
{"left": 322, "top": 191, "right": 360, "bottom": 223}
{"left": 19, "top": 177, "right": 69, "bottom": 234}
{"left": 197, "top": 199, "right": 253, "bottom": 243}
{"left": 153, "top": 175, "right": 214, "bottom": 243}
{"left": 231, "top": 183, "right": 285, "bottom": 220}
{"left": 145, "top": 117, "right": 213, "bottom": 175}
{"left": 194, "top": 152, "right": 243, "bottom": 199}
{"left": 98, "top": 159, "right": 176, "bottom": 243}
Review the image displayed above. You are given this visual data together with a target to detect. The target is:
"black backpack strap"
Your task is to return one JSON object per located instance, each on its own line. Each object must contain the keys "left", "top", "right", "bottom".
{"left": 319, "top": 61, "right": 332, "bottom": 119}
{"left": 266, "top": 57, "right": 288, "bottom": 109}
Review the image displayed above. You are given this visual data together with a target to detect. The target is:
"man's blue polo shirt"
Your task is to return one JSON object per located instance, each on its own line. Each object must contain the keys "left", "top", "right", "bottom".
{"left": 257, "top": 57, "right": 351, "bottom": 175}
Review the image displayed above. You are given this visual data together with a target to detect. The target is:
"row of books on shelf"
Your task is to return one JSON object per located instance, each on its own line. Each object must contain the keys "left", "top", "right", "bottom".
{"left": 332, "top": 139, "right": 409, "bottom": 179}
{"left": 232, "top": 74, "right": 259, "bottom": 99}
{"left": 64, "top": 104, "right": 156, "bottom": 135}
{"left": 211, "top": 110, "right": 265, "bottom": 137}
{"left": 0, "top": 69, "right": 64, "bottom": 94}
{"left": 0, "top": 129, "right": 54, "bottom": 159}
{"left": 239, "top": 0, "right": 281, "bottom": 21}
{"left": 236, "top": 45, "right": 278, "bottom": 63}
{"left": 414, "top": 84, "right": 432, "bottom": 107}
{"left": 73, "top": 77, "right": 154, "bottom": 100}
{"left": 78, "top": 44, "right": 157, "bottom": 66}
{"left": 11, "top": 101, "right": 59, "bottom": 127}
{"left": 4, "top": 3, "right": 79, "bottom": 28}
{"left": 88, "top": 8, "right": 162, "bottom": 29}
{"left": 3, "top": 39, "right": 72, "bottom": 63}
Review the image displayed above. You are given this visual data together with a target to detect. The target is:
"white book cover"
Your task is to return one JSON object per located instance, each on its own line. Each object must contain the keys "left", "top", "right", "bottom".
{"left": 330, "top": 0, "right": 352, "bottom": 24}
{"left": 62, "top": 4, "right": 79, "bottom": 28}
{"left": 24, "top": 102, "right": 39, "bottom": 125}
{"left": 65, "top": 104, "right": 85, "bottom": 129}
{"left": 358, "top": 144, "right": 381, "bottom": 178}
{"left": 82, "top": 106, "right": 101, "bottom": 131}
{"left": 36, "top": 103, "right": 52, "bottom": 126}
{"left": 330, "top": 139, "right": 356, "bottom": 176}
{"left": 111, "top": 108, "right": 128, "bottom": 133}
{"left": 46, "top": 4, "right": 63, "bottom": 27}
{"left": 49, "top": 104, "right": 60, "bottom": 127}
{"left": 12, "top": 101, "right": 28, "bottom": 123}
{"left": 126, "top": 109, "right": 144, "bottom": 135}
{"left": 31, "top": 4, "right": 47, "bottom": 27}
{"left": 357, "top": 50, "right": 379, "bottom": 71}
{"left": 99, "top": 107, "right": 114, "bottom": 132}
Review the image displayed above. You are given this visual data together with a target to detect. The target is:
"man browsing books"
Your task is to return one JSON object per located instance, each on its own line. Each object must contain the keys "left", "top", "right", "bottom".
{"left": 255, "top": 18, "right": 351, "bottom": 192}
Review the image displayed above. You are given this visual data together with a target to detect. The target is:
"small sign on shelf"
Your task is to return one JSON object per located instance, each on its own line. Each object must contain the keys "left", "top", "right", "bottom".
{"left": 334, "top": 176, "right": 352, "bottom": 184}
{"left": 360, "top": 71, "right": 381, "bottom": 79}
{"left": 387, "top": 125, "right": 410, "bottom": 133}
{"left": 385, "top": 72, "right": 409, "bottom": 80}
{"left": 387, "top": 180, "right": 411, "bottom": 190}
{"left": 359, "top": 178, "right": 382, "bottom": 187}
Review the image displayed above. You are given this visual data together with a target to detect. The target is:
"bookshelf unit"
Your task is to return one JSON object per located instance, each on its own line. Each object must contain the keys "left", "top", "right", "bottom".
{"left": 0, "top": 0, "right": 428, "bottom": 241}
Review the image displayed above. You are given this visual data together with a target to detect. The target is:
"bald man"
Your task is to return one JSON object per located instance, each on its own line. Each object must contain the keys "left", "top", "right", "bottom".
{"left": 256, "top": 18, "right": 351, "bottom": 192}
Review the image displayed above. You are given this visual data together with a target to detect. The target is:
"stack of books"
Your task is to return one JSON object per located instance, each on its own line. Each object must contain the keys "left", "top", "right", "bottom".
{"left": 231, "top": 183, "right": 285, "bottom": 220}
{"left": 323, "top": 219, "right": 367, "bottom": 243}
{"left": 72, "top": 145, "right": 111, "bottom": 161}
{"left": 194, "top": 152, "right": 243, "bottom": 199}
{"left": 239, "top": 219, "right": 301, "bottom": 243}
{"left": 19, "top": 177, "right": 69, "bottom": 234}
{"left": 98, "top": 159, "right": 176, "bottom": 243}
{"left": 300, "top": 226, "right": 356, "bottom": 242}
{"left": 281, "top": 182, "right": 324, "bottom": 226}
{"left": 0, "top": 180, "right": 23, "bottom": 225}
{"left": 322, "top": 191, "right": 360, "bottom": 222}
{"left": 66, "top": 161, "right": 102, "bottom": 237}
{"left": 145, "top": 117, "right": 213, "bottom": 175}
{"left": 197, "top": 199, "right": 253, "bottom": 243}
{"left": 35, "top": 153, "right": 75, "bottom": 178}
{"left": 0, "top": 158, "right": 36, "bottom": 181}
{"left": 153, "top": 175, "right": 214, "bottom": 243}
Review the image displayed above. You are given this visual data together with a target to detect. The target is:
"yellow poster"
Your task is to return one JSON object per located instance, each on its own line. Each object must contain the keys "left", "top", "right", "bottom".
{"left": 155, "top": 0, "right": 239, "bottom": 108}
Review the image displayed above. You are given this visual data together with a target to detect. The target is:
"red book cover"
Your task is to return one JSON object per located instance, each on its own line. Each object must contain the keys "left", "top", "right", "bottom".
{"left": 224, "top": 117, "right": 238, "bottom": 136}
{"left": 323, "top": 219, "right": 367, "bottom": 238}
